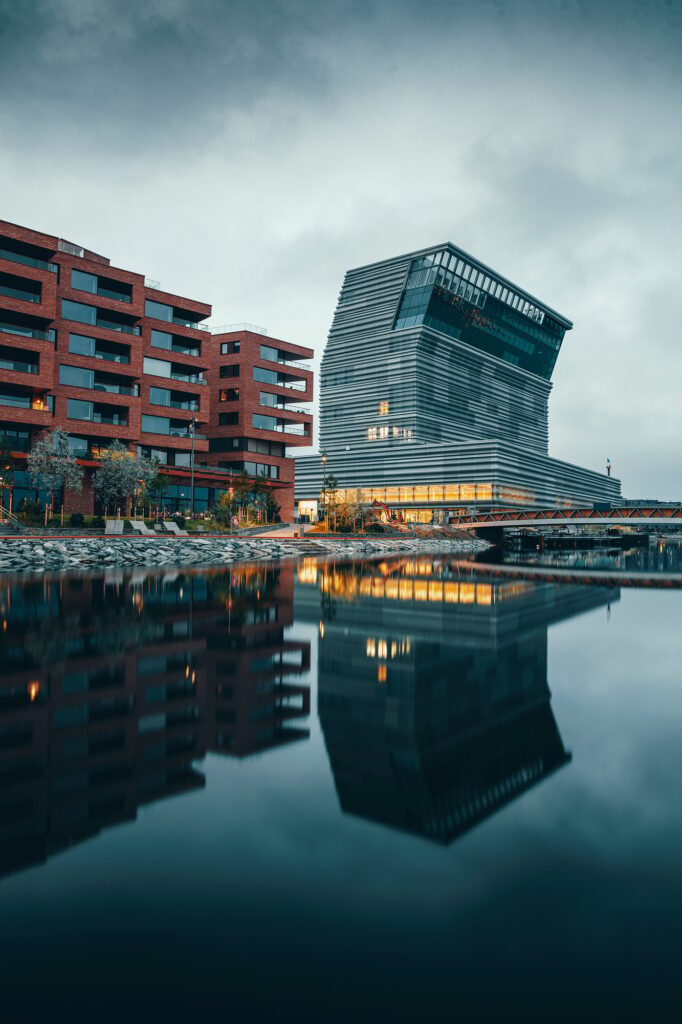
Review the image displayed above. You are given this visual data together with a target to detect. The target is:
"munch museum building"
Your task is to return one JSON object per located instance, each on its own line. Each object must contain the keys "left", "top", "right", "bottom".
{"left": 295, "top": 243, "right": 621, "bottom": 521}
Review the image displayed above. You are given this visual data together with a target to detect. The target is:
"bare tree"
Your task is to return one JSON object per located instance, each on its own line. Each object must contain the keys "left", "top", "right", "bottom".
{"left": 26, "top": 428, "right": 83, "bottom": 511}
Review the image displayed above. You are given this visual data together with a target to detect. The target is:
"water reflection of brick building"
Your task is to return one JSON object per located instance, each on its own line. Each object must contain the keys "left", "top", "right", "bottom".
{"left": 0, "top": 564, "right": 310, "bottom": 878}
{"left": 295, "top": 558, "right": 617, "bottom": 844}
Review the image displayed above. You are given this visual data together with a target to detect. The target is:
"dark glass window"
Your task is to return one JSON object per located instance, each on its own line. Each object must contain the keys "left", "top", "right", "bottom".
{"left": 254, "top": 366, "right": 278, "bottom": 385}
{"left": 219, "top": 412, "right": 239, "bottom": 426}
{"left": 151, "top": 329, "right": 172, "bottom": 350}
{"left": 252, "top": 413, "right": 277, "bottom": 431}
{"left": 67, "top": 398, "right": 94, "bottom": 420}
{"left": 219, "top": 388, "right": 239, "bottom": 402}
{"left": 142, "top": 414, "right": 170, "bottom": 434}
{"left": 220, "top": 364, "right": 239, "bottom": 378}
{"left": 71, "top": 269, "right": 97, "bottom": 293}
{"left": 220, "top": 341, "right": 240, "bottom": 354}
{"left": 62, "top": 299, "right": 96, "bottom": 326}
{"left": 145, "top": 299, "right": 172, "bottom": 321}
{"left": 260, "top": 344, "right": 278, "bottom": 362}
{"left": 149, "top": 387, "right": 171, "bottom": 406}
{"left": 59, "top": 364, "right": 94, "bottom": 389}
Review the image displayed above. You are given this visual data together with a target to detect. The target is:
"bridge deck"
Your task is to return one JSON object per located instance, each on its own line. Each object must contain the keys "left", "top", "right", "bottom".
{"left": 454, "top": 560, "right": 682, "bottom": 589}
{"left": 449, "top": 506, "right": 682, "bottom": 529}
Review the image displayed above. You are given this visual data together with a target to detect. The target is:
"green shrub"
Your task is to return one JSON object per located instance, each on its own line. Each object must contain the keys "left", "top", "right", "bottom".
{"left": 366, "top": 523, "right": 385, "bottom": 534}
{"left": 69, "top": 512, "right": 84, "bottom": 528}
{"left": 47, "top": 516, "right": 61, "bottom": 528}
{"left": 91, "top": 515, "right": 105, "bottom": 530}
{"left": 175, "top": 515, "right": 186, "bottom": 530}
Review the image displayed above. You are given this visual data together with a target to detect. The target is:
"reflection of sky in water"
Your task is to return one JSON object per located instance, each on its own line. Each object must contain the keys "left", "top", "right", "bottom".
{"left": 0, "top": 570, "right": 680, "bottom": 1020}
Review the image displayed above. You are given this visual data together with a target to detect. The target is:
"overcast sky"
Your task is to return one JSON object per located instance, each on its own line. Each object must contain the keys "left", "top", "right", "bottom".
{"left": 1, "top": 0, "right": 680, "bottom": 496}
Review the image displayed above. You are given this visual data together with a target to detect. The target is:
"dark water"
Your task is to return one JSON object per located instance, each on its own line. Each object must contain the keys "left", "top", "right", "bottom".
{"left": 494, "top": 535, "right": 682, "bottom": 574}
{"left": 1, "top": 556, "right": 681, "bottom": 1021}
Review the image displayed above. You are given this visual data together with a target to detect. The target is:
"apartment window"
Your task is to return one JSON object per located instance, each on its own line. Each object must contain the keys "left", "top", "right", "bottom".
{"left": 149, "top": 387, "right": 171, "bottom": 406}
{"left": 220, "top": 364, "right": 240, "bottom": 378}
{"left": 143, "top": 356, "right": 171, "bottom": 378}
{"left": 145, "top": 299, "right": 172, "bottom": 322}
{"left": 219, "top": 388, "right": 239, "bottom": 402}
{"left": 175, "top": 452, "right": 191, "bottom": 467}
{"left": 220, "top": 341, "right": 240, "bottom": 354}
{"left": 260, "top": 344, "right": 278, "bottom": 362}
{"left": 252, "top": 413, "right": 277, "bottom": 431}
{"left": 142, "top": 414, "right": 170, "bottom": 434}
{"left": 151, "top": 329, "right": 173, "bottom": 350}
{"left": 259, "top": 391, "right": 277, "bottom": 407}
{"left": 67, "top": 398, "right": 93, "bottom": 420}
{"left": 59, "top": 364, "right": 94, "bottom": 389}
{"left": 254, "top": 366, "right": 277, "bottom": 385}
{"left": 67, "top": 436, "right": 89, "bottom": 456}
{"left": 62, "top": 299, "right": 96, "bottom": 326}
{"left": 378, "top": 401, "right": 389, "bottom": 416}
{"left": 219, "top": 412, "right": 239, "bottom": 425}
{"left": 71, "top": 269, "right": 97, "bottom": 293}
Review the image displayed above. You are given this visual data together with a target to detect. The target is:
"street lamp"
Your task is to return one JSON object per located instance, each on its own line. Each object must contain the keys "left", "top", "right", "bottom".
{"left": 321, "top": 452, "right": 328, "bottom": 530}
{"left": 190, "top": 415, "right": 196, "bottom": 519}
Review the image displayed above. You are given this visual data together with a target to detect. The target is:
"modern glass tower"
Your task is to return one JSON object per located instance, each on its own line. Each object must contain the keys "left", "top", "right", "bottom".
{"left": 295, "top": 242, "right": 620, "bottom": 519}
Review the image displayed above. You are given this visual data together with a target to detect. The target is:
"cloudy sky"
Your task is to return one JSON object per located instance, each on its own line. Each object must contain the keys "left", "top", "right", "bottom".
{"left": 1, "top": 0, "right": 680, "bottom": 496}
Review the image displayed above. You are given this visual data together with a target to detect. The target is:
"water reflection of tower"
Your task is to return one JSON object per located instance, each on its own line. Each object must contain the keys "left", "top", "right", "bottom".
{"left": 0, "top": 564, "right": 311, "bottom": 879}
{"left": 295, "top": 558, "right": 618, "bottom": 844}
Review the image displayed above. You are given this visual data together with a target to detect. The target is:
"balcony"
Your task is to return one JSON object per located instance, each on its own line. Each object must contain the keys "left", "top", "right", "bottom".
{"left": 170, "top": 371, "right": 206, "bottom": 385}
{"left": 0, "top": 391, "right": 54, "bottom": 412}
{"left": 0, "top": 320, "right": 55, "bottom": 342}
{"left": 96, "top": 315, "right": 140, "bottom": 335}
{"left": 0, "top": 279, "right": 41, "bottom": 304}
{"left": 172, "top": 316, "right": 209, "bottom": 331}
{"left": 0, "top": 354, "right": 39, "bottom": 375}
{"left": 92, "top": 381, "right": 139, "bottom": 397}
{"left": 0, "top": 246, "right": 58, "bottom": 274}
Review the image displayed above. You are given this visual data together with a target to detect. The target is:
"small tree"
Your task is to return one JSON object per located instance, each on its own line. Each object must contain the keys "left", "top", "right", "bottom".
{"left": 214, "top": 490, "right": 237, "bottom": 528}
{"left": 93, "top": 441, "right": 160, "bottom": 515}
{"left": 0, "top": 437, "right": 19, "bottom": 515}
{"left": 232, "top": 470, "right": 253, "bottom": 521}
{"left": 266, "top": 491, "right": 281, "bottom": 524}
{"left": 27, "top": 428, "right": 83, "bottom": 511}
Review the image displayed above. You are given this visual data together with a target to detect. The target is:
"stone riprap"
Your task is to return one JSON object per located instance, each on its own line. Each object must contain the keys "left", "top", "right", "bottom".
{"left": 0, "top": 535, "right": 487, "bottom": 574}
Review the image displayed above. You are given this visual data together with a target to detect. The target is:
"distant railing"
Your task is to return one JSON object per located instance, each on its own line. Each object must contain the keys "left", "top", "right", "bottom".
{"left": 144, "top": 278, "right": 161, "bottom": 290}
{"left": 210, "top": 322, "right": 268, "bottom": 336}
{"left": 58, "top": 239, "right": 85, "bottom": 258}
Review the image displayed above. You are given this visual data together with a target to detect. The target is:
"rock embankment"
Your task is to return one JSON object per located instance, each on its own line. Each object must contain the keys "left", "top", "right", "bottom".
{"left": 0, "top": 535, "right": 487, "bottom": 574}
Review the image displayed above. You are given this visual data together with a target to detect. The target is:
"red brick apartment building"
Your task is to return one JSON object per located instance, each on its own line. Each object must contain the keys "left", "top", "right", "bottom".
{"left": 0, "top": 219, "right": 313, "bottom": 520}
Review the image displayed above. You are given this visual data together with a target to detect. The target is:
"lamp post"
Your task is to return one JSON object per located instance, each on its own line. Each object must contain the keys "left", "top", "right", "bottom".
{"left": 321, "top": 452, "right": 328, "bottom": 530}
{"left": 190, "top": 415, "right": 196, "bottom": 519}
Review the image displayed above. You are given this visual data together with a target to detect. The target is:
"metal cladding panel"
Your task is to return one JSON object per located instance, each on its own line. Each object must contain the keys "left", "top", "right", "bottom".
{"left": 319, "top": 244, "right": 554, "bottom": 455}
{"left": 294, "top": 441, "right": 622, "bottom": 508}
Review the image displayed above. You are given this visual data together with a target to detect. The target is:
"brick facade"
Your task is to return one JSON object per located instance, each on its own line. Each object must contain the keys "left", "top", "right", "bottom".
{"left": 0, "top": 221, "right": 314, "bottom": 518}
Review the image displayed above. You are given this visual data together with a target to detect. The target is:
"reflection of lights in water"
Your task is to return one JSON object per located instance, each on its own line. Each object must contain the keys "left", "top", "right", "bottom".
{"left": 27, "top": 681, "right": 40, "bottom": 702}
{"left": 319, "top": 621, "right": 325, "bottom": 638}
{"left": 191, "top": 670, "right": 196, "bottom": 684}
{"left": 185, "top": 664, "right": 190, "bottom": 678}
{"left": 377, "top": 664, "right": 387, "bottom": 683}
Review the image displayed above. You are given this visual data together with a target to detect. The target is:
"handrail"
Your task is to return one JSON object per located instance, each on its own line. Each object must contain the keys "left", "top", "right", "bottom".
{"left": 0, "top": 505, "right": 24, "bottom": 532}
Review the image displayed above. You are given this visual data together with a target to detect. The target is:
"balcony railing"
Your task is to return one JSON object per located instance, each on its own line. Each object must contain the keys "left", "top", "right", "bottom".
{"left": 0, "top": 283, "right": 41, "bottom": 304}
{"left": 92, "top": 382, "right": 139, "bottom": 397}
{"left": 168, "top": 426, "right": 206, "bottom": 439}
{"left": 97, "top": 316, "right": 140, "bottom": 335}
{"left": 210, "top": 322, "right": 268, "bottom": 336}
{"left": 93, "top": 348, "right": 130, "bottom": 365}
{"left": 96, "top": 285, "right": 131, "bottom": 304}
{"left": 151, "top": 397, "right": 200, "bottom": 411}
{"left": 0, "top": 356, "right": 39, "bottom": 375}
{"left": 172, "top": 316, "right": 209, "bottom": 332}
{"left": 170, "top": 372, "right": 206, "bottom": 385}
{"left": 0, "top": 248, "right": 58, "bottom": 273}
{"left": 0, "top": 322, "right": 55, "bottom": 342}
{"left": 0, "top": 394, "right": 53, "bottom": 412}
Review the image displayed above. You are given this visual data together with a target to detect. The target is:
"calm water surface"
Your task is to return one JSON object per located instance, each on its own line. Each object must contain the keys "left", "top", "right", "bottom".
{"left": 1, "top": 554, "right": 680, "bottom": 1021}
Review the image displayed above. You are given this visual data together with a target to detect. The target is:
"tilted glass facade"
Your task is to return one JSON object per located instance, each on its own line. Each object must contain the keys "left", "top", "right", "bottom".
{"left": 394, "top": 249, "right": 566, "bottom": 380}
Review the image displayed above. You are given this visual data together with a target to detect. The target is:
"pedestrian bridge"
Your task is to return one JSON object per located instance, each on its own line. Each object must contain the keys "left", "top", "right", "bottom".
{"left": 448, "top": 506, "right": 682, "bottom": 530}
